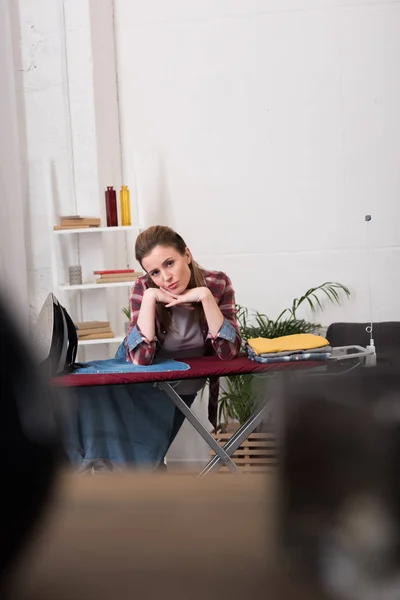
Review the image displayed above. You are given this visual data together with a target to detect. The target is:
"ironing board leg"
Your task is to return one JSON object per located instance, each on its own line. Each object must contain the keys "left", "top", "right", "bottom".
{"left": 157, "top": 382, "right": 240, "bottom": 474}
{"left": 198, "top": 403, "right": 271, "bottom": 478}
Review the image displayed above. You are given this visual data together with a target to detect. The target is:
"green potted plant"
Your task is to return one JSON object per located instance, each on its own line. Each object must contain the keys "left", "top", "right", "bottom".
{"left": 217, "top": 282, "right": 350, "bottom": 432}
{"left": 209, "top": 282, "right": 350, "bottom": 472}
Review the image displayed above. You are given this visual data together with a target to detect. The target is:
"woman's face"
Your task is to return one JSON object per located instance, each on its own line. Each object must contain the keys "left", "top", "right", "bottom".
{"left": 141, "top": 245, "right": 192, "bottom": 294}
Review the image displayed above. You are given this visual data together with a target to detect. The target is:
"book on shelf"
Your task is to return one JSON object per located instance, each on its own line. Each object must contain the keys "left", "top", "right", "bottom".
{"left": 60, "top": 215, "right": 101, "bottom": 223}
{"left": 75, "top": 321, "right": 114, "bottom": 340}
{"left": 78, "top": 332, "right": 115, "bottom": 341}
{"left": 77, "top": 326, "right": 113, "bottom": 337}
{"left": 75, "top": 321, "right": 110, "bottom": 330}
{"left": 54, "top": 225, "right": 91, "bottom": 230}
{"left": 96, "top": 276, "right": 138, "bottom": 284}
{"left": 95, "top": 271, "right": 142, "bottom": 283}
{"left": 54, "top": 216, "right": 101, "bottom": 230}
{"left": 93, "top": 269, "right": 136, "bottom": 275}
{"left": 95, "top": 272, "right": 138, "bottom": 280}
{"left": 61, "top": 219, "right": 100, "bottom": 227}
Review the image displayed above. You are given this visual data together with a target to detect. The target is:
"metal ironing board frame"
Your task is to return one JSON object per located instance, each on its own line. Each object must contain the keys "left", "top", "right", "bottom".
{"left": 158, "top": 346, "right": 373, "bottom": 477}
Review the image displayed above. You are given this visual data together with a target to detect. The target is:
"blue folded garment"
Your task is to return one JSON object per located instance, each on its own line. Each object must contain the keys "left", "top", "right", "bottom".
{"left": 248, "top": 353, "right": 331, "bottom": 364}
{"left": 73, "top": 358, "right": 191, "bottom": 375}
{"left": 246, "top": 345, "right": 331, "bottom": 364}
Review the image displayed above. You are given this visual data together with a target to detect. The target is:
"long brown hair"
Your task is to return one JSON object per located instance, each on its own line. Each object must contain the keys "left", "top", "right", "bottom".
{"left": 135, "top": 225, "right": 205, "bottom": 331}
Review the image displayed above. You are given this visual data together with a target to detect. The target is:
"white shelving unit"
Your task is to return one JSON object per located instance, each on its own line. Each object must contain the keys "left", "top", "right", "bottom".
{"left": 54, "top": 225, "right": 135, "bottom": 235}
{"left": 59, "top": 281, "right": 136, "bottom": 291}
{"left": 78, "top": 336, "right": 125, "bottom": 346}
{"left": 50, "top": 224, "right": 141, "bottom": 355}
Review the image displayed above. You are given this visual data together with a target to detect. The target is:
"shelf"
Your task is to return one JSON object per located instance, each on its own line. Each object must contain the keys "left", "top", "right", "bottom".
{"left": 78, "top": 336, "right": 125, "bottom": 346}
{"left": 59, "top": 282, "right": 135, "bottom": 291}
{"left": 54, "top": 225, "right": 139, "bottom": 235}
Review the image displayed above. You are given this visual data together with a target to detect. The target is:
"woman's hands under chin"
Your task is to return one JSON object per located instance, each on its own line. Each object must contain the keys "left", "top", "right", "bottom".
{"left": 144, "top": 287, "right": 177, "bottom": 305}
{"left": 163, "top": 286, "right": 210, "bottom": 308}
{"left": 143, "top": 286, "right": 195, "bottom": 310}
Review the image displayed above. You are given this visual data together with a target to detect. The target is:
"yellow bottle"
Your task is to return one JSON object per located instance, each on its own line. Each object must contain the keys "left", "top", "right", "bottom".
{"left": 120, "top": 185, "right": 131, "bottom": 226}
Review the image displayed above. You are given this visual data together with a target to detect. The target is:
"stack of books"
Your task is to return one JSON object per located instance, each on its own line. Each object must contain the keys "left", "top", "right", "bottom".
{"left": 54, "top": 215, "right": 101, "bottom": 230}
{"left": 75, "top": 321, "right": 114, "bottom": 341}
{"left": 94, "top": 269, "right": 142, "bottom": 284}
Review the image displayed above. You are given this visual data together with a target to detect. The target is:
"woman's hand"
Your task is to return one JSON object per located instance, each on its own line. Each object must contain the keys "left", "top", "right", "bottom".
{"left": 164, "top": 286, "right": 210, "bottom": 308}
{"left": 144, "top": 287, "right": 176, "bottom": 305}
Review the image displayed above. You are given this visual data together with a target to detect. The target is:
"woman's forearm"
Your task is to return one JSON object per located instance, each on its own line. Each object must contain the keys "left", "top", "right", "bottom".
{"left": 136, "top": 289, "right": 157, "bottom": 341}
{"left": 201, "top": 288, "right": 224, "bottom": 338}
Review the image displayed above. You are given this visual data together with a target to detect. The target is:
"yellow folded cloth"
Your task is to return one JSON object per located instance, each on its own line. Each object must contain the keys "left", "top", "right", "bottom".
{"left": 247, "top": 333, "right": 329, "bottom": 355}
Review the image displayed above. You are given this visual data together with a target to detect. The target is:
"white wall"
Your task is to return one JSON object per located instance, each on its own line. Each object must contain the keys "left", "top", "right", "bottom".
{"left": 14, "top": 0, "right": 76, "bottom": 321}
{"left": 114, "top": 0, "right": 400, "bottom": 328}
{"left": 0, "top": 0, "right": 29, "bottom": 324}
{"left": 114, "top": 0, "right": 400, "bottom": 466}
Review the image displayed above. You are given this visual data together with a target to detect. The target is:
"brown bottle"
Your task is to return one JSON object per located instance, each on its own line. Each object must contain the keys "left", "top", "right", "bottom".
{"left": 105, "top": 186, "right": 118, "bottom": 227}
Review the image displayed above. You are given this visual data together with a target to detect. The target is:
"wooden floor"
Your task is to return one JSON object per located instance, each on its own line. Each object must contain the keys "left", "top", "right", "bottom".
{"left": 6, "top": 469, "right": 325, "bottom": 600}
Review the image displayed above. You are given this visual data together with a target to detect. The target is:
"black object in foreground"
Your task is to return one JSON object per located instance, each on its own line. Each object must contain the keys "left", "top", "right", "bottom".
{"left": 278, "top": 368, "right": 400, "bottom": 599}
{"left": 0, "top": 295, "right": 61, "bottom": 589}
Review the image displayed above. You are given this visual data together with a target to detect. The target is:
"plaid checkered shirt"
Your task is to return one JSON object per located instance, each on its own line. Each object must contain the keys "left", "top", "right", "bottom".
{"left": 124, "top": 269, "right": 242, "bottom": 428}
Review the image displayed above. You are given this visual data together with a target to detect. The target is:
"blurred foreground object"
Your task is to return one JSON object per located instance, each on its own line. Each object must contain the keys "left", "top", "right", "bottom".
{"left": 6, "top": 472, "right": 327, "bottom": 600}
{"left": 0, "top": 294, "right": 61, "bottom": 591}
{"left": 279, "top": 368, "right": 400, "bottom": 599}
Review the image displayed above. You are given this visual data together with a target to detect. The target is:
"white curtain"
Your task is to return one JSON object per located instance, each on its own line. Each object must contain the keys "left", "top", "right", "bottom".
{"left": 0, "top": 0, "right": 29, "bottom": 325}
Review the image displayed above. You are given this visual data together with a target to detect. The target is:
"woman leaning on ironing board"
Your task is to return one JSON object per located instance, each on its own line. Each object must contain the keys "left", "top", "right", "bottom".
{"left": 125, "top": 225, "right": 242, "bottom": 446}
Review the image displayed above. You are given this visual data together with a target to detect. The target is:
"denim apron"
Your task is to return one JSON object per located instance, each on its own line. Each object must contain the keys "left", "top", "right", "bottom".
{"left": 59, "top": 344, "right": 196, "bottom": 471}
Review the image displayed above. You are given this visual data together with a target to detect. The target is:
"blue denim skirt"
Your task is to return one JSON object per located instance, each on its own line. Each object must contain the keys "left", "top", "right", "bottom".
{"left": 59, "top": 382, "right": 195, "bottom": 472}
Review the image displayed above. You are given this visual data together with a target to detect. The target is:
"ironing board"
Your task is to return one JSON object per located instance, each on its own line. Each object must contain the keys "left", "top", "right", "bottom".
{"left": 54, "top": 355, "right": 324, "bottom": 476}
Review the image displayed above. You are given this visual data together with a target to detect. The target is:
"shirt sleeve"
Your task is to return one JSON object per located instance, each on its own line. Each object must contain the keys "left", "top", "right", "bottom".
{"left": 207, "top": 275, "right": 242, "bottom": 360}
{"left": 125, "top": 278, "right": 157, "bottom": 365}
